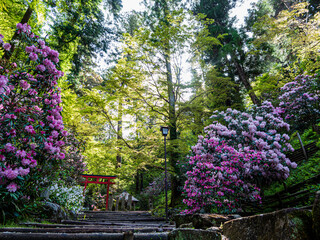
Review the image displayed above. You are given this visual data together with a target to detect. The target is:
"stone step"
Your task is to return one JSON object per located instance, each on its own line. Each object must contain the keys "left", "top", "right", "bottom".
{"left": 80, "top": 211, "right": 153, "bottom": 217}
{"left": 61, "top": 220, "right": 173, "bottom": 227}
{"left": 20, "top": 220, "right": 175, "bottom": 228}
{"left": 78, "top": 214, "right": 162, "bottom": 220}
{"left": 77, "top": 217, "right": 165, "bottom": 221}
{"left": 20, "top": 222, "right": 174, "bottom": 229}
{"left": 76, "top": 211, "right": 166, "bottom": 223}
{"left": 10, "top": 211, "right": 172, "bottom": 239}
{"left": 168, "top": 228, "right": 222, "bottom": 240}
{"left": 0, "top": 232, "right": 169, "bottom": 240}
{"left": 82, "top": 211, "right": 151, "bottom": 214}
{"left": 0, "top": 227, "right": 174, "bottom": 233}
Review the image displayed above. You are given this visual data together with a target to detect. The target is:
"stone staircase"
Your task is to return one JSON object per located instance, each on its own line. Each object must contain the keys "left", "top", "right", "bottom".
{"left": 0, "top": 211, "right": 175, "bottom": 240}
{"left": 3, "top": 194, "right": 319, "bottom": 240}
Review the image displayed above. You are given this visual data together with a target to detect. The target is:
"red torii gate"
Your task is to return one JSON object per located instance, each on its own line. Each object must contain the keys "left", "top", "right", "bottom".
{"left": 81, "top": 174, "right": 117, "bottom": 210}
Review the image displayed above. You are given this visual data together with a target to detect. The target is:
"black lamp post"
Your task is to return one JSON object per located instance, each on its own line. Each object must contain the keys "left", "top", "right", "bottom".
{"left": 160, "top": 126, "right": 169, "bottom": 223}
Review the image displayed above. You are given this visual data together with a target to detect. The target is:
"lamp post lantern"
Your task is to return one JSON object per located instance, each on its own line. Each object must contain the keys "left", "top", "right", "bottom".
{"left": 160, "top": 126, "right": 169, "bottom": 222}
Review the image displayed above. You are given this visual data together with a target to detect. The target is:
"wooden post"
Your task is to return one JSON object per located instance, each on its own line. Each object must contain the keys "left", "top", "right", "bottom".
{"left": 149, "top": 198, "right": 153, "bottom": 210}
{"left": 115, "top": 197, "right": 119, "bottom": 211}
{"left": 83, "top": 176, "right": 88, "bottom": 195}
{"left": 121, "top": 196, "right": 126, "bottom": 211}
{"left": 123, "top": 231, "right": 134, "bottom": 240}
{"left": 128, "top": 194, "right": 132, "bottom": 211}
{"left": 108, "top": 195, "right": 113, "bottom": 211}
{"left": 297, "top": 132, "right": 308, "bottom": 160}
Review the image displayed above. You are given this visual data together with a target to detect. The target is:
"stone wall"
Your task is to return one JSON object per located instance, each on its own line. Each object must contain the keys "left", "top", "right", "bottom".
{"left": 170, "top": 191, "right": 320, "bottom": 240}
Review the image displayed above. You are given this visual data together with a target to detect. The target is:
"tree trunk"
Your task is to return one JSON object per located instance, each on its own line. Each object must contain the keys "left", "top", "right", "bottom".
{"left": 234, "top": 60, "right": 261, "bottom": 105}
{"left": 116, "top": 97, "right": 123, "bottom": 168}
{"left": 3, "top": 6, "right": 33, "bottom": 61}
{"left": 135, "top": 171, "right": 139, "bottom": 193}
{"left": 164, "top": 44, "right": 181, "bottom": 207}
{"left": 140, "top": 172, "right": 143, "bottom": 191}
{"left": 161, "top": 0, "right": 180, "bottom": 207}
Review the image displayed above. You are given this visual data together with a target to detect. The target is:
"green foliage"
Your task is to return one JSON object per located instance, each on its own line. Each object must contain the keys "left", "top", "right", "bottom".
{"left": 0, "top": 0, "right": 45, "bottom": 41}
{"left": 46, "top": 0, "right": 116, "bottom": 89}
{"left": 182, "top": 66, "right": 243, "bottom": 135}
{"left": 203, "top": 67, "right": 243, "bottom": 111}
{"left": 75, "top": 4, "right": 224, "bottom": 203}
{"left": 252, "top": 2, "right": 320, "bottom": 89}
{"left": 253, "top": 72, "right": 281, "bottom": 100}
{"left": 264, "top": 151, "right": 320, "bottom": 197}
{"left": 0, "top": 198, "right": 47, "bottom": 224}
{"left": 290, "top": 128, "right": 319, "bottom": 150}
{"left": 264, "top": 127, "right": 320, "bottom": 209}
{"left": 192, "top": 0, "right": 262, "bottom": 105}
{"left": 150, "top": 190, "right": 171, "bottom": 217}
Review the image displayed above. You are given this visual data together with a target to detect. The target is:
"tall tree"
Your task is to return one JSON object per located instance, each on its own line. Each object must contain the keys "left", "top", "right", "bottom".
{"left": 247, "top": 1, "right": 320, "bottom": 100}
{"left": 140, "top": 0, "right": 214, "bottom": 205}
{"left": 191, "top": 0, "right": 262, "bottom": 105}
{"left": 79, "top": 1, "right": 221, "bottom": 204}
{"left": 46, "top": 0, "right": 121, "bottom": 90}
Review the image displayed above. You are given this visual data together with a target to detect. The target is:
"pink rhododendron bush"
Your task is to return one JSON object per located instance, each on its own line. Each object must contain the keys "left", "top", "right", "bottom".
{"left": 182, "top": 102, "right": 297, "bottom": 214}
{"left": 278, "top": 74, "right": 320, "bottom": 131}
{"left": 0, "top": 24, "right": 85, "bottom": 217}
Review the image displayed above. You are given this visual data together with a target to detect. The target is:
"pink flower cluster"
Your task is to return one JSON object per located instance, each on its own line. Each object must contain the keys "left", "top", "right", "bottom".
{"left": 182, "top": 103, "right": 296, "bottom": 214}
{"left": 16, "top": 23, "right": 31, "bottom": 35}
{"left": 0, "top": 75, "right": 8, "bottom": 94}
{"left": 0, "top": 24, "right": 68, "bottom": 195}
{"left": 182, "top": 141, "right": 262, "bottom": 214}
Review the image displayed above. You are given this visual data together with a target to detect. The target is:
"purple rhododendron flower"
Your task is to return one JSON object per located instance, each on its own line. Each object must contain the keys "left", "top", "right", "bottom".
{"left": 182, "top": 101, "right": 298, "bottom": 214}
{"left": 4, "top": 143, "right": 16, "bottom": 152}
{"left": 25, "top": 125, "right": 35, "bottom": 134}
{"left": 3, "top": 43, "right": 11, "bottom": 51}
{"left": 20, "top": 80, "right": 31, "bottom": 90}
{"left": 18, "top": 167, "right": 30, "bottom": 176}
{"left": 25, "top": 46, "right": 33, "bottom": 53}
{"left": 36, "top": 64, "right": 46, "bottom": 72}
{"left": 0, "top": 75, "right": 8, "bottom": 88}
{"left": 4, "top": 168, "right": 18, "bottom": 180}
{"left": 6, "top": 182, "right": 18, "bottom": 192}
{"left": 29, "top": 52, "right": 38, "bottom": 61}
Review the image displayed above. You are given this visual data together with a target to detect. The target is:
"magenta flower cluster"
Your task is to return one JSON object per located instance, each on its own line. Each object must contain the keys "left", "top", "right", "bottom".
{"left": 182, "top": 103, "right": 296, "bottom": 214}
{"left": 0, "top": 24, "right": 67, "bottom": 195}
{"left": 183, "top": 141, "right": 262, "bottom": 213}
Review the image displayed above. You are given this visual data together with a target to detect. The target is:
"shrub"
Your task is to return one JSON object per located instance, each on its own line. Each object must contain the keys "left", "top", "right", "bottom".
{"left": 0, "top": 24, "right": 85, "bottom": 220}
{"left": 278, "top": 74, "right": 320, "bottom": 132}
{"left": 49, "top": 183, "right": 84, "bottom": 213}
{"left": 182, "top": 103, "right": 296, "bottom": 214}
